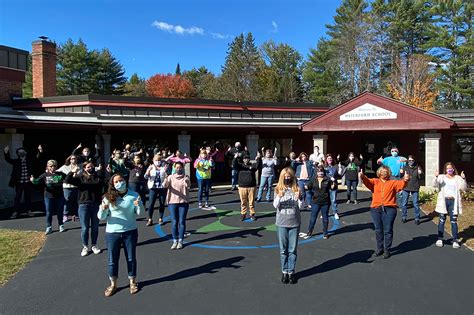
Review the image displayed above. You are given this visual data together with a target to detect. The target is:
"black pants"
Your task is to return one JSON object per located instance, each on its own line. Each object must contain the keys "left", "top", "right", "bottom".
{"left": 14, "top": 182, "right": 33, "bottom": 213}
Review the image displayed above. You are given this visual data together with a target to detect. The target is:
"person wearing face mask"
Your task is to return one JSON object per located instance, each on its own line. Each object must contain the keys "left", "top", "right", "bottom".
{"left": 273, "top": 167, "right": 302, "bottom": 285}
{"left": 339, "top": 152, "right": 363, "bottom": 204}
{"left": 98, "top": 174, "right": 144, "bottom": 297}
{"left": 309, "top": 146, "right": 325, "bottom": 167}
{"left": 257, "top": 148, "right": 278, "bottom": 202}
{"left": 301, "top": 166, "right": 333, "bottom": 240}
{"left": 292, "top": 152, "right": 315, "bottom": 209}
{"left": 128, "top": 155, "right": 147, "bottom": 206}
{"left": 66, "top": 162, "right": 105, "bottom": 257}
{"left": 324, "top": 154, "right": 343, "bottom": 220}
{"left": 166, "top": 150, "right": 193, "bottom": 175}
{"left": 399, "top": 155, "right": 424, "bottom": 225}
{"left": 377, "top": 147, "right": 407, "bottom": 179}
{"left": 31, "top": 160, "right": 68, "bottom": 235}
{"left": 360, "top": 166, "right": 409, "bottom": 259}
{"left": 4, "top": 145, "right": 43, "bottom": 218}
{"left": 433, "top": 162, "right": 468, "bottom": 249}
{"left": 72, "top": 143, "right": 101, "bottom": 164}
{"left": 194, "top": 150, "right": 215, "bottom": 208}
{"left": 144, "top": 154, "right": 168, "bottom": 226}
{"left": 233, "top": 153, "right": 262, "bottom": 221}
{"left": 58, "top": 155, "right": 80, "bottom": 223}
{"left": 163, "top": 162, "right": 191, "bottom": 250}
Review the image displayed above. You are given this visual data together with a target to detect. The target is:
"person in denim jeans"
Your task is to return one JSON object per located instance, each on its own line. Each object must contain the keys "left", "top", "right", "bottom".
{"left": 98, "top": 174, "right": 144, "bottom": 297}
{"left": 194, "top": 150, "right": 214, "bottom": 208}
{"left": 31, "top": 160, "right": 67, "bottom": 235}
{"left": 257, "top": 148, "right": 278, "bottom": 202}
{"left": 361, "top": 166, "right": 409, "bottom": 259}
{"left": 433, "top": 162, "right": 468, "bottom": 249}
{"left": 58, "top": 155, "right": 80, "bottom": 222}
{"left": 399, "top": 155, "right": 423, "bottom": 225}
{"left": 324, "top": 154, "right": 342, "bottom": 219}
{"left": 66, "top": 161, "right": 105, "bottom": 257}
{"left": 144, "top": 154, "right": 168, "bottom": 226}
{"left": 339, "top": 152, "right": 363, "bottom": 204}
{"left": 163, "top": 162, "right": 191, "bottom": 250}
{"left": 273, "top": 167, "right": 302, "bottom": 284}
{"left": 291, "top": 152, "right": 314, "bottom": 209}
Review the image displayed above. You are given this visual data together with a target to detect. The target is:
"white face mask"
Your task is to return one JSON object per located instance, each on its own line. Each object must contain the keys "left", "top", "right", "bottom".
{"left": 114, "top": 181, "right": 126, "bottom": 192}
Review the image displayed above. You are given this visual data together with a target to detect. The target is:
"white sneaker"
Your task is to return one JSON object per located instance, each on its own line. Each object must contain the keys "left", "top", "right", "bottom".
{"left": 10, "top": 211, "right": 18, "bottom": 219}
{"left": 435, "top": 240, "right": 444, "bottom": 247}
{"left": 171, "top": 241, "right": 178, "bottom": 250}
{"left": 184, "top": 232, "right": 191, "bottom": 238}
{"left": 59, "top": 225, "right": 65, "bottom": 233}
{"left": 45, "top": 227, "right": 53, "bottom": 235}
{"left": 452, "top": 242, "right": 460, "bottom": 249}
{"left": 334, "top": 213, "right": 340, "bottom": 220}
{"left": 81, "top": 246, "right": 89, "bottom": 257}
{"left": 176, "top": 242, "right": 183, "bottom": 249}
{"left": 91, "top": 246, "right": 102, "bottom": 254}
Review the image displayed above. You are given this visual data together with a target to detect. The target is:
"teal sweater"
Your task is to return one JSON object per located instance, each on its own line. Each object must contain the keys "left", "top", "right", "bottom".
{"left": 98, "top": 190, "right": 144, "bottom": 233}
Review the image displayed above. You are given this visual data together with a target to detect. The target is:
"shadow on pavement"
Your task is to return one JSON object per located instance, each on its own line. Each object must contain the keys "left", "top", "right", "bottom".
{"left": 391, "top": 234, "right": 438, "bottom": 256}
{"left": 186, "top": 227, "right": 265, "bottom": 245}
{"left": 297, "top": 250, "right": 373, "bottom": 279}
{"left": 139, "top": 256, "right": 245, "bottom": 288}
{"left": 333, "top": 222, "right": 373, "bottom": 235}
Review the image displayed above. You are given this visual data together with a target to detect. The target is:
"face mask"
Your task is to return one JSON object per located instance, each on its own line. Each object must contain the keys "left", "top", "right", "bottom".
{"left": 266, "top": 154, "right": 271, "bottom": 158}
{"left": 86, "top": 168, "right": 95, "bottom": 174}
{"left": 243, "top": 159, "right": 250, "bottom": 164}
{"left": 153, "top": 161, "right": 159, "bottom": 166}
{"left": 391, "top": 151, "right": 398, "bottom": 157}
{"left": 176, "top": 169, "right": 184, "bottom": 175}
{"left": 349, "top": 156, "right": 354, "bottom": 161}
{"left": 284, "top": 178, "right": 292, "bottom": 185}
{"left": 408, "top": 161, "right": 415, "bottom": 167}
{"left": 317, "top": 172, "right": 324, "bottom": 177}
{"left": 114, "top": 181, "right": 126, "bottom": 192}
{"left": 327, "top": 159, "right": 333, "bottom": 164}
{"left": 447, "top": 169, "right": 455, "bottom": 175}
{"left": 83, "top": 152, "right": 90, "bottom": 157}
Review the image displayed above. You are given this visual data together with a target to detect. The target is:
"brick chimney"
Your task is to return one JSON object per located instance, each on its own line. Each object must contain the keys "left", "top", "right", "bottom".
{"left": 32, "top": 39, "right": 57, "bottom": 98}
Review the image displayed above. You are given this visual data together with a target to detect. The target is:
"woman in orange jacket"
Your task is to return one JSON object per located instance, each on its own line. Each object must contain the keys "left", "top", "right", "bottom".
{"left": 360, "top": 165, "right": 409, "bottom": 259}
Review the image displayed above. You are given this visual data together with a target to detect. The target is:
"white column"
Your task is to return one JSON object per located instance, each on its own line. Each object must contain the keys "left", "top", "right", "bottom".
{"left": 424, "top": 133, "right": 441, "bottom": 187}
{"left": 0, "top": 129, "right": 24, "bottom": 209}
{"left": 246, "top": 134, "right": 259, "bottom": 160}
{"left": 313, "top": 134, "right": 328, "bottom": 155}
{"left": 178, "top": 133, "right": 191, "bottom": 176}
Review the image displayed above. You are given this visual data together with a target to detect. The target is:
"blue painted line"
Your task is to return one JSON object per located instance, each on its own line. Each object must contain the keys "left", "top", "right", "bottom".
{"left": 154, "top": 203, "right": 341, "bottom": 250}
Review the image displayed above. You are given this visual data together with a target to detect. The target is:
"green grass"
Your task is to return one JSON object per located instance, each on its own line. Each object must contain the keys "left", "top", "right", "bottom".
{"left": 0, "top": 229, "right": 46, "bottom": 286}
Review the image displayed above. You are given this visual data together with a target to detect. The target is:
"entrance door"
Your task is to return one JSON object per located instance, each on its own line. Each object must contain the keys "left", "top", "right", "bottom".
{"left": 361, "top": 135, "right": 401, "bottom": 173}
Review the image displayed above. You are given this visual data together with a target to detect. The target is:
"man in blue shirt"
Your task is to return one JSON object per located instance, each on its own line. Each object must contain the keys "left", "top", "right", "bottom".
{"left": 377, "top": 146, "right": 407, "bottom": 208}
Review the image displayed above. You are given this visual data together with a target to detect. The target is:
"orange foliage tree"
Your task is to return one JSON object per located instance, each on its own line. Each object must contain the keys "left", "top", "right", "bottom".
{"left": 146, "top": 74, "right": 195, "bottom": 98}
{"left": 386, "top": 54, "right": 438, "bottom": 111}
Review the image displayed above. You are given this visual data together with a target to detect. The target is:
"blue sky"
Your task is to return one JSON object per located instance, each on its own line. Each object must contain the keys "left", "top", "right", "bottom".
{"left": 0, "top": 0, "right": 341, "bottom": 79}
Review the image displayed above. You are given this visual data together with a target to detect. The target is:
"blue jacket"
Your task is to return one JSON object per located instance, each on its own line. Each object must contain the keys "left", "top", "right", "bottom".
{"left": 291, "top": 160, "right": 314, "bottom": 180}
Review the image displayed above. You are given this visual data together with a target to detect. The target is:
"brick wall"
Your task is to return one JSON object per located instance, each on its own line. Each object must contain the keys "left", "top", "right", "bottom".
{"left": 32, "top": 40, "right": 56, "bottom": 98}
{"left": 0, "top": 80, "right": 22, "bottom": 104}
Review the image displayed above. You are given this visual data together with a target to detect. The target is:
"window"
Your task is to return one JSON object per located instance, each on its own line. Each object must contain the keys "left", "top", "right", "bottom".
{"left": 452, "top": 134, "right": 474, "bottom": 162}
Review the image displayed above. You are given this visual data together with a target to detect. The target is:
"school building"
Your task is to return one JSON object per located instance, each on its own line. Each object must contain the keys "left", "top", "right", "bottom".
{"left": 0, "top": 39, "right": 472, "bottom": 208}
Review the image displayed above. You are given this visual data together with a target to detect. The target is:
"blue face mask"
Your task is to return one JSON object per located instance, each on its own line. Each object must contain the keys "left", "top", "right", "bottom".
{"left": 391, "top": 151, "right": 398, "bottom": 157}
{"left": 114, "top": 181, "right": 126, "bottom": 192}
{"left": 176, "top": 169, "right": 184, "bottom": 175}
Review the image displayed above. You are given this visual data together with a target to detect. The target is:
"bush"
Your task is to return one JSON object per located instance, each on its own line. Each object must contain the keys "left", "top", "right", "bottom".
{"left": 419, "top": 189, "right": 437, "bottom": 204}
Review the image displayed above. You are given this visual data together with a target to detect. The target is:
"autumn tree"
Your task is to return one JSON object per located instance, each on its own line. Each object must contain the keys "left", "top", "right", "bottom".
{"left": 146, "top": 74, "right": 195, "bottom": 98}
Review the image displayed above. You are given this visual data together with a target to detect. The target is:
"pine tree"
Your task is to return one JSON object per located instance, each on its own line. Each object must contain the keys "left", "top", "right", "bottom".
{"left": 175, "top": 63, "right": 181, "bottom": 75}
{"left": 124, "top": 73, "right": 148, "bottom": 96}
{"left": 22, "top": 55, "right": 32, "bottom": 98}
{"left": 92, "top": 48, "right": 127, "bottom": 95}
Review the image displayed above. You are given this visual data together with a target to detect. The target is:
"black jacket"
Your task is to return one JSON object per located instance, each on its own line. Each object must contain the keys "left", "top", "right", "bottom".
{"left": 307, "top": 177, "right": 332, "bottom": 205}
{"left": 4, "top": 152, "right": 40, "bottom": 187}
{"left": 233, "top": 158, "right": 262, "bottom": 187}
{"left": 65, "top": 172, "right": 105, "bottom": 204}
{"left": 341, "top": 159, "right": 363, "bottom": 181}
{"left": 402, "top": 164, "right": 423, "bottom": 192}
{"left": 226, "top": 147, "right": 249, "bottom": 164}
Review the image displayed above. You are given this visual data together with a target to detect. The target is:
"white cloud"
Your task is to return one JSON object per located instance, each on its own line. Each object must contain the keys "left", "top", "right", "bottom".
{"left": 151, "top": 21, "right": 204, "bottom": 35}
{"left": 271, "top": 21, "right": 278, "bottom": 33}
{"left": 210, "top": 32, "right": 231, "bottom": 39}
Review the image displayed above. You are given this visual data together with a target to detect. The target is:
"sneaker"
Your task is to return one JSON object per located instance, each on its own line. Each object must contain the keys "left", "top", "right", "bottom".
{"left": 303, "top": 232, "right": 312, "bottom": 240}
{"left": 452, "top": 242, "right": 461, "bottom": 249}
{"left": 354, "top": 200, "right": 358, "bottom": 205}
{"left": 401, "top": 218, "right": 407, "bottom": 224}
{"left": 435, "top": 240, "right": 444, "bottom": 247}
{"left": 281, "top": 273, "right": 289, "bottom": 284}
{"left": 250, "top": 214, "right": 256, "bottom": 221}
{"left": 171, "top": 241, "right": 178, "bottom": 250}
{"left": 59, "top": 225, "right": 65, "bottom": 233}
{"left": 334, "top": 213, "right": 340, "bottom": 220}
{"left": 198, "top": 203, "right": 203, "bottom": 208}
{"left": 27, "top": 210, "right": 34, "bottom": 217}
{"left": 176, "top": 242, "right": 183, "bottom": 250}
{"left": 288, "top": 273, "right": 298, "bottom": 284}
{"left": 158, "top": 218, "right": 164, "bottom": 225}
{"left": 346, "top": 200, "right": 351, "bottom": 204}
{"left": 91, "top": 246, "right": 102, "bottom": 254}
{"left": 184, "top": 232, "right": 191, "bottom": 238}
{"left": 146, "top": 219, "right": 153, "bottom": 226}
{"left": 10, "top": 211, "right": 18, "bottom": 219}
{"left": 63, "top": 215, "right": 69, "bottom": 223}
{"left": 323, "top": 234, "right": 329, "bottom": 240}
{"left": 204, "top": 202, "right": 210, "bottom": 208}
{"left": 373, "top": 250, "right": 384, "bottom": 257}
{"left": 240, "top": 214, "right": 247, "bottom": 221}
{"left": 45, "top": 226, "right": 53, "bottom": 235}
{"left": 81, "top": 246, "right": 89, "bottom": 257}
{"left": 383, "top": 252, "right": 391, "bottom": 259}
{"left": 414, "top": 219, "right": 420, "bottom": 225}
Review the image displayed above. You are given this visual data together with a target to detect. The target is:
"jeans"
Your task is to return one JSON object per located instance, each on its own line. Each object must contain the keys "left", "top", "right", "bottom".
{"left": 63, "top": 188, "right": 79, "bottom": 216}
{"left": 257, "top": 175, "right": 274, "bottom": 201}
{"left": 277, "top": 226, "right": 300, "bottom": 274}
{"left": 297, "top": 179, "right": 312, "bottom": 207}
{"left": 329, "top": 189, "right": 338, "bottom": 213}
{"left": 78, "top": 202, "right": 99, "bottom": 246}
{"left": 168, "top": 203, "right": 189, "bottom": 241}
{"left": 231, "top": 168, "right": 238, "bottom": 188}
{"left": 400, "top": 190, "right": 420, "bottom": 220}
{"left": 197, "top": 178, "right": 211, "bottom": 203}
{"left": 44, "top": 196, "right": 64, "bottom": 228}
{"left": 128, "top": 182, "right": 147, "bottom": 206}
{"left": 147, "top": 188, "right": 167, "bottom": 219}
{"left": 346, "top": 179, "right": 358, "bottom": 201}
{"left": 307, "top": 203, "right": 329, "bottom": 236}
{"left": 14, "top": 182, "right": 32, "bottom": 213}
{"left": 105, "top": 229, "right": 138, "bottom": 280}
{"left": 438, "top": 198, "right": 458, "bottom": 240}
{"left": 370, "top": 206, "right": 397, "bottom": 252}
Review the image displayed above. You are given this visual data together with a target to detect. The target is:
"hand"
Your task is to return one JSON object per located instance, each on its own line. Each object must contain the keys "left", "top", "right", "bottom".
{"left": 4, "top": 145, "right": 9, "bottom": 154}
{"left": 400, "top": 168, "right": 404, "bottom": 174}
{"left": 234, "top": 153, "right": 239, "bottom": 158}
{"left": 261, "top": 147, "right": 265, "bottom": 152}
{"left": 76, "top": 143, "right": 82, "bottom": 149}
{"left": 359, "top": 154, "right": 363, "bottom": 160}
{"left": 227, "top": 146, "right": 231, "bottom": 152}
{"left": 337, "top": 154, "right": 340, "bottom": 160}
{"left": 97, "top": 163, "right": 103, "bottom": 171}
{"left": 403, "top": 173, "right": 410, "bottom": 181}
{"left": 460, "top": 171, "right": 466, "bottom": 179}
{"left": 417, "top": 168, "right": 422, "bottom": 175}
{"left": 30, "top": 175, "right": 34, "bottom": 182}
{"left": 133, "top": 197, "right": 141, "bottom": 206}
{"left": 71, "top": 165, "right": 80, "bottom": 173}
{"left": 95, "top": 143, "right": 99, "bottom": 149}
{"left": 184, "top": 153, "right": 187, "bottom": 157}
{"left": 38, "top": 144, "right": 43, "bottom": 152}
{"left": 278, "top": 191, "right": 284, "bottom": 198}
{"left": 434, "top": 170, "right": 439, "bottom": 177}
{"left": 359, "top": 169, "right": 364, "bottom": 176}
{"left": 244, "top": 146, "right": 248, "bottom": 151}
{"left": 102, "top": 201, "right": 109, "bottom": 210}
{"left": 106, "top": 165, "right": 112, "bottom": 173}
